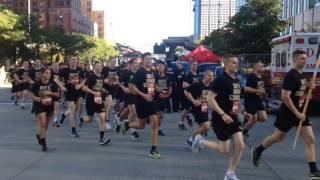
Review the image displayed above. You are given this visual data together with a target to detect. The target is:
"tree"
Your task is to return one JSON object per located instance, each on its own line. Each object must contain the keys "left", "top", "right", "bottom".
{"left": 79, "top": 37, "right": 119, "bottom": 62}
{"left": 202, "top": 0, "right": 287, "bottom": 54}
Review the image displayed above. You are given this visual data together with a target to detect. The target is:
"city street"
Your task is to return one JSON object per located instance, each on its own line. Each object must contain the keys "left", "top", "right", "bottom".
{"left": 0, "top": 87, "right": 319, "bottom": 180}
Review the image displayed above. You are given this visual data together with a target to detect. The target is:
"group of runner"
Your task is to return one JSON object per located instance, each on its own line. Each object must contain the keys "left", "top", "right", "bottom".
{"left": 7, "top": 50, "right": 320, "bottom": 180}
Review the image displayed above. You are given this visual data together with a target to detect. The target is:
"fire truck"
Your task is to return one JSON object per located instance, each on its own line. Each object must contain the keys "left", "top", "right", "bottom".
{"left": 270, "top": 32, "right": 320, "bottom": 103}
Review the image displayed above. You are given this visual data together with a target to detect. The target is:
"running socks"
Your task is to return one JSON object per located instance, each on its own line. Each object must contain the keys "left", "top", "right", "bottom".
{"left": 309, "top": 162, "right": 319, "bottom": 173}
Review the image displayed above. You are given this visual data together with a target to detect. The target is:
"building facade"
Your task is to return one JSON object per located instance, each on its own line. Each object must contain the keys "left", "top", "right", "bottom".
{"left": 0, "top": 0, "right": 94, "bottom": 35}
{"left": 92, "top": 10, "right": 105, "bottom": 39}
{"left": 194, "top": 0, "right": 236, "bottom": 40}
{"left": 281, "top": 0, "right": 320, "bottom": 34}
{"left": 81, "top": 0, "right": 92, "bottom": 19}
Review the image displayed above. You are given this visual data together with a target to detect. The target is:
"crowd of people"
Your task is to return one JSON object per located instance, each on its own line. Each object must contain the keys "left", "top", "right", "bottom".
{"left": 6, "top": 50, "right": 320, "bottom": 180}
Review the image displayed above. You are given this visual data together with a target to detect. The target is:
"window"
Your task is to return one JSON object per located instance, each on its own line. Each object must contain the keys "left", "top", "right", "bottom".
{"left": 281, "top": 51, "right": 286, "bottom": 67}
{"left": 276, "top": 52, "right": 281, "bottom": 67}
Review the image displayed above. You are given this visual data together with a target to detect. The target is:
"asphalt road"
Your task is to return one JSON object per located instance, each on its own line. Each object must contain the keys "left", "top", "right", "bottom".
{"left": 0, "top": 87, "right": 319, "bottom": 180}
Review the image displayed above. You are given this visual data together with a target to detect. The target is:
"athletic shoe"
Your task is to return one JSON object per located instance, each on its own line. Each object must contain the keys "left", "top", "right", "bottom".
{"left": 39, "top": 138, "right": 48, "bottom": 152}
{"left": 310, "top": 171, "right": 320, "bottom": 179}
{"left": 14, "top": 100, "right": 18, "bottom": 106}
{"left": 11, "top": 95, "right": 14, "bottom": 101}
{"left": 79, "top": 117, "right": 84, "bottom": 128}
{"left": 186, "top": 136, "right": 193, "bottom": 150}
{"left": 178, "top": 123, "right": 187, "bottom": 131}
{"left": 71, "top": 130, "right": 80, "bottom": 138}
{"left": 105, "top": 121, "right": 112, "bottom": 130}
{"left": 131, "top": 131, "right": 139, "bottom": 140}
{"left": 99, "top": 138, "right": 111, "bottom": 146}
{"left": 192, "top": 134, "right": 204, "bottom": 154}
{"left": 36, "top": 134, "right": 41, "bottom": 145}
{"left": 224, "top": 172, "right": 240, "bottom": 180}
{"left": 186, "top": 115, "right": 193, "bottom": 127}
{"left": 115, "top": 120, "right": 121, "bottom": 133}
{"left": 53, "top": 122, "right": 60, "bottom": 128}
{"left": 149, "top": 150, "right": 162, "bottom": 159}
{"left": 20, "top": 105, "right": 25, "bottom": 110}
{"left": 122, "top": 121, "right": 130, "bottom": 135}
{"left": 60, "top": 113, "right": 66, "bottom": 124}
{"left": 251, "top": 146, "right": 261, "bottom": 167}
{"left": 158, "top": 130, "right": 165, "bottom": 136}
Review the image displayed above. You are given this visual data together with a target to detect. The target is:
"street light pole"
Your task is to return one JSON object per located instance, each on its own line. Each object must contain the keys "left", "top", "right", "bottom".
{"left": 28, "top": 0, "right": 31, "bottom": 32}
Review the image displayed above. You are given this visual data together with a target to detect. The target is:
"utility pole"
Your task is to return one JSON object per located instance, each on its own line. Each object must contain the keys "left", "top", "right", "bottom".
{"left": 28, "top": 0, "right": 31, "bottom": 32}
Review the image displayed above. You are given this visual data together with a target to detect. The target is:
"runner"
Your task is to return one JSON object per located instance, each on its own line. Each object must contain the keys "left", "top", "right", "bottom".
{"left": 192, "top": 54, "right": 251, "bottom": 180}
{"left": 102, "top": 57, "right": 119, "bottom": 130}
{"left": 123, "top": 52, "right": 161, "bottom": 159}
{"left": 29, "top": 59, "right": 43, "bottom": 114}
{"left": 59, "top": 56, "right": 85, "bottom": 137}
{"left": 185, "top": 70, "right": 214, "bottom": 148}
{"left": 76, "top": 61, "right": 86, "bottom": 123}
{"left": 30, "top": 68, "right": 59, "bottom": 151}
{"left": 179, "top": 59, "right": 199, "bottom": 130}
{"left": 155, "top": 61, "right": 172, "bottom": 136}
{"left": 119, "top": 58, "right": 140, "bottom": 139}
{"left": 79, "top": 62, "right": 111, "bottom": 145}
{"left": 51, "top": 62, "right": 66, "bottom": 127}
{"left": 251, "top": 50, "right": 320, "bottom": 179}
{"left": 9, "top": 65, "right": 19, "bottom": 104}
{"left": 243, "top": 62, "right": 267, "bottom": 138}
{"left": 14, "top": 61, "right": 32, "bottom": 110}
{"left": 172, "top": 60, "right": 185, "bottom": 112}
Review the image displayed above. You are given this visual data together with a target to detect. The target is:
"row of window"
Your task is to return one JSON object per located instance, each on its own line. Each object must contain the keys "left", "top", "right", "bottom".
{"left": 274, "top": 52, "right": 288, "bottom": 67}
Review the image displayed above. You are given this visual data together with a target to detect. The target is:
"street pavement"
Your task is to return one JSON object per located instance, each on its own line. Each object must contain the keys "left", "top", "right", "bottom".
{"left": 0, "top": 87, "right": 319, "bottom": 180}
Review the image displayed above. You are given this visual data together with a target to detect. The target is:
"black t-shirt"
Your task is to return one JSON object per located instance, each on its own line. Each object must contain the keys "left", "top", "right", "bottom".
{"left": 30, "top": 80, "right": 59, "bottom": 107}
{"left": 30, "top": 67, "right": 43, "bottom": 81}
{"left": 16, "top": 69, "right": 32, "bottom": 83}
{"left": 155, "top": 73, "right": 172, "bottom": 98}
{"left": 279, "top": 69, "right": 307, "bottom": 113}
{"left": 83, "top": 69, "right": 93, "bottom": 79}
{"left": 174, "top": 69, "right": 185, "bottom": 89}
{"left": 131, "top": 67, "right": 156, "bottom": 96}
{"left": 120, "top": 70, "right": 135, "bottom": 88}
{"left": 211, "top": 72, "right": 241, "bottom": 117}
{"left": 85, "top": 73, "right": 109, "bottom": 103}
{"left": 183, "top": 72, "right": 199, "bottom": 87}
{"left": 59, "top": 67, "right": 84, "bottom": 90}
{"left": 9, "top": 68, "right": 17, "bottom": 79}
{"left": 186, "top": 81, "right": 212, "bottom": 112}
{"left": 245, "top": 73, "right": 265, "bottom": 101}
{"left": 102, "top": 67, "right": 119, "bottom": 90}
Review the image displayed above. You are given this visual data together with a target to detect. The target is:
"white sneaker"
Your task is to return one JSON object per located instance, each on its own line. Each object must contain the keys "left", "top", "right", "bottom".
{"left": 106, "top": 121, "right": 112, "bottom": 130}
{"left": 224, "top": 172, "right": 240, "bottom": 180}
{"left": 192, "top": 134, "right": 204, "bottom": 153}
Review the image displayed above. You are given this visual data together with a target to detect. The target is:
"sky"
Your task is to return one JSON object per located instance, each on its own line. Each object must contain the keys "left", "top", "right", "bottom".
{"left": 93, "top": 0, "right": 194, "bottom": 52}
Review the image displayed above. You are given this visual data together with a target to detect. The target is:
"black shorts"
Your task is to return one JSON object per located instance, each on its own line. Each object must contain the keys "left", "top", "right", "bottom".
{"left": 192, "top": 108, "right": 209, "bottom": 125}
{"left": 18, "top": 83, "right": 30, "bottom": 91}
{"left": 182, "top": 96, "right": 192, "bottom": 110}
{"left": 155, "top": 98, "right": 167, "bottom": 112}
{"left": 79, "top": 90, "right": 86, "bottom": 98}
{"left": 11, "top": 83, "right": 19, "bottom": 93}
{"left": 86, "top": 100, "right": 106, "bottom": 116}
{"left": 244, "top": 99, "right": 265, "bottom": 115}
{"left": 34, "top": 104, "right": 54, "bottom": 116}
{"left": 124, "top": 94, "right": 136, "bottom": 106}
{"left": 274, "top": 110, "right": 311, "bottom": 132}
{"left": 65, "top": 89, "right": 81, "bottom": 102}
{"left": 211, "top": 113, "right": 242, "bottom": 141}
{"left": 135, "top": 97, "right": 157, "bottom": 119}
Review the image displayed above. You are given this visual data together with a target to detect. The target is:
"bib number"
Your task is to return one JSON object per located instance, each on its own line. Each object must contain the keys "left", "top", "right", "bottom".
{"left": 201, "top": 102, "right": 208, "bottom": 113}
{"left": 232, "top": 100, "right": 240, "bottom": 113}
{"left": 94, "top": 96, "right": 102, "bottom": 104}
{"left": 41, "top": 97, "right": 52, "bottom": 106}
{"left": 299, "top": 96, "right": 306, "bottom": 108}
{"left": 147, "top": 83, "right": 154, "bottom": 96}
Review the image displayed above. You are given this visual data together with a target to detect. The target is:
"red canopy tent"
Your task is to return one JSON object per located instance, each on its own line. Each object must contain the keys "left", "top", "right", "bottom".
{"left": 182, "top": 45, "right": 220, "bottom": 63}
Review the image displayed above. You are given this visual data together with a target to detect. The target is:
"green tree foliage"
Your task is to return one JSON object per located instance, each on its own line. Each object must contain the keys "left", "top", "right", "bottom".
{"left": 202, "top": 0, "right": 287, "bottom": 55}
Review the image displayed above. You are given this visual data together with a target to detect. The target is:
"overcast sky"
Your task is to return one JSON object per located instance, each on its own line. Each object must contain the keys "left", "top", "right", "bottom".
{"left": 93, "top": 0, "right": 194, "bottom": 52}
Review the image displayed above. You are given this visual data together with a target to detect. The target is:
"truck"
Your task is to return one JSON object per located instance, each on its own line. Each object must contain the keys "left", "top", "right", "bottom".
{"left": 270, "top": 32, "right": 320, "bottom": 105}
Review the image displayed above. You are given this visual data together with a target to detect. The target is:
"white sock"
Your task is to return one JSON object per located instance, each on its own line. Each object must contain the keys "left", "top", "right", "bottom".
{"left": 227, "top": 170, "right": 234, "bottom": 175}
{"left": 53, "top": 117, "right": 58, "bottom": 123}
